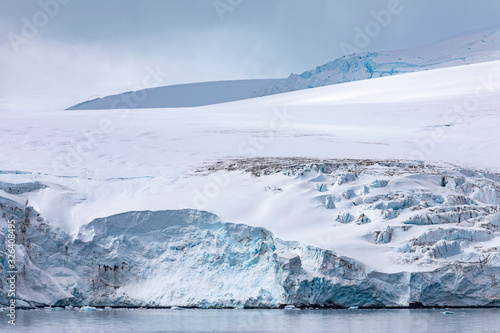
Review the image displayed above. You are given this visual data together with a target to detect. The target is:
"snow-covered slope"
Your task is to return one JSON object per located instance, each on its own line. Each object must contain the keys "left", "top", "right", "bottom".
{"left": 67, "top": 26, "right": 500, "bottom": 110}
{"left": 66, "top": 79, "right": 285, "bottom": 110}
{"left": 267, "top": 25, "right": 500, "bottom": 95}
{"left": 2, "top": 46, "right": 500, "bottom": 307}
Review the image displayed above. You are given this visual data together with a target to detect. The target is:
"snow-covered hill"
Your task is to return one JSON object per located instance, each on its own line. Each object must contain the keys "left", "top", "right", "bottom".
{"left": 2, "top": 30, "right": 500, "bottom": 308}
{"left": 66, "top": 79, "right": 285, "bottom": 110}
{"left": 67, "top": 25, "right": 500, "bottom": 110}
{"left": 266, "top": 25, "right": 500, "bottom": 95}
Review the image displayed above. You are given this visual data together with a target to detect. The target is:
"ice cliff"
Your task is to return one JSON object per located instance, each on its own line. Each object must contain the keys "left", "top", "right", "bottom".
{"left": 261, "top": 26, "right": 500, "bottom": 95}
{"left": 1, "top": 160, "right": 500, "bottom": 308}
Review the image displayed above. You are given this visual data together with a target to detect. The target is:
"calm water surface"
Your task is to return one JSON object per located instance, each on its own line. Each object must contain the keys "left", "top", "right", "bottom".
{"left": 3, "top": 308, "right": 500, "bottom": 333}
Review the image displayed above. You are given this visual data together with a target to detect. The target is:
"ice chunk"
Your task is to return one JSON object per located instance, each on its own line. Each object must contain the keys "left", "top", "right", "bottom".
{"left": 445, "top": 195, "right": 475, "bottom": 206}
{"left": 371, "top": 179, "right": 389, "bottom": 188}
{"left": 414, "top": 228, "right": 492, "bottom": 245}
{"left": 342, "top": 189, "right": 356, "bottom": 200}
{"left": 364, "top": 194, "right": 385, "bottom": 204}
{"left": 316, "top": 183, "right": 328, "bottom": 192}
{"left": 482, "top": 214, "right": 500, "bottom": 231}
{"left": 324, "top": 196, "right": 336, "bottom": 209}
{"left": 375, "top": 226, "right": 392, "bottom": 244}
{"left": 336, "top": 212, "right": 354, "bottom": 223}
{"left": 430, "top": 240, "right": 461, "bottom": 258}
{"left": 397, "top": 243, "right": 411, "bottom": 253}
{"left": 472, "top": 185, "right": 499, "bottom": 205}
{"left": 382, "top": 209, "right": 399, "bottom": 220}
{"left": 356, "top": 213, "right": 371, "bottom": 224}
{"left": 0, "top": 181, "right": 46, "bottom": 194}
{"left": 488, "top": 254, "right": 500, "bottom": 267}
{"left": 333, "top": 172, "right": 357, "bottom": 185}
{"left": 356, "top": 185, "right": 370, "bottom": 195}
{"left": 79, "top": 306, "right": 98, "bottom": 312}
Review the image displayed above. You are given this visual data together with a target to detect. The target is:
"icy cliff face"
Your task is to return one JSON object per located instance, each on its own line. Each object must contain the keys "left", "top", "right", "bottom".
{"left": 261, "top": 26, "right": 500, "bottom": 95}
{"left": 1, "top": 207, "right": 499, "bottom": 309}
{"left": 262, "top": 51, "right": 465, "bottom": 95}
{"left": 1, "top": 160, "right": 500, "bottom": 308}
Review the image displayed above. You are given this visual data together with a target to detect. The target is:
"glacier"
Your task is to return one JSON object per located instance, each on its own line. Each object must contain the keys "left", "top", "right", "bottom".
{"left": 1, "top": 160, "right": 500, "bottom": 309}
{"left": 67, "top": 25, "right": 500, "bottom": 110}
{"left": 3, "top": 25, "right": 500, "bottom": 310}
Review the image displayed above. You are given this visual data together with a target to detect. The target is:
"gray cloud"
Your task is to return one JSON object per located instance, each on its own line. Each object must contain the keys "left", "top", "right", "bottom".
{"left": 1, "top": 0, "right": 500, "bottom": 110}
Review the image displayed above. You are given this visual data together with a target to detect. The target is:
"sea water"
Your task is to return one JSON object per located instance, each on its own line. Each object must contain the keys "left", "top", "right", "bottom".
{"left": 3, "top": 308, "right": 500, "bottom": 332}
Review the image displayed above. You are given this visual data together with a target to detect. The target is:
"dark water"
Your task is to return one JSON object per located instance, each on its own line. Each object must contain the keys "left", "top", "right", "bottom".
{"left": 3, "top": 308, "right": 500, "bottom": 333}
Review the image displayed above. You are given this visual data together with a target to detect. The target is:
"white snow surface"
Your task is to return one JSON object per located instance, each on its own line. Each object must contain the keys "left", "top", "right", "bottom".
{"left": 66, "top": 79, "right": 285, "bottom": 110}
{"left": 68, "top": 25, "right": 500, "bottom": 110}
{"left": 1, "top": 27, "right": 500, "bottom": 307}
{"left": 1, "top": 59, "right": 500, "bottom": 253}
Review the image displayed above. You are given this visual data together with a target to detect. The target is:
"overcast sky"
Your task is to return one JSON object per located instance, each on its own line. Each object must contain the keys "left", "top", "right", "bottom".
{"left": 1, "top": 0, "right": 500, "bottom": 110}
